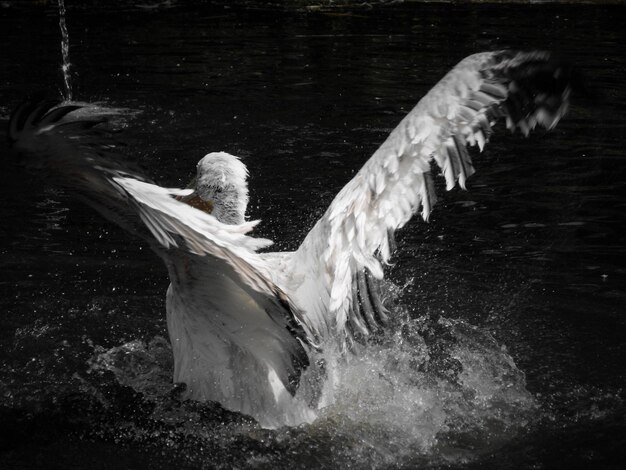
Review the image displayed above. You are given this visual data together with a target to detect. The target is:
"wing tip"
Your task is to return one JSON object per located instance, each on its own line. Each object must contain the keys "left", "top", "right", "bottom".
{"left": 496, "top": 51, "right": 574, "bottom": 135}
{"left": 8, "top": 94, "right": 85, "bottom": 145}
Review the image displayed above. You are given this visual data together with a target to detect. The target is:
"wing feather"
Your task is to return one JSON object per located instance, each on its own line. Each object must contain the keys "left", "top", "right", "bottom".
{"left": 293, "top": 50, "right": 573, "bottom": 344}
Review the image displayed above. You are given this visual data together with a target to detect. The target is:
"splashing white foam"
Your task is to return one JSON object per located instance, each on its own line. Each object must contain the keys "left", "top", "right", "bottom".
{"left": 87, "top": 335, "right": 173, "bottom": 398}
{"left": 86, "top": 307, "right": 536, "bottom": 466}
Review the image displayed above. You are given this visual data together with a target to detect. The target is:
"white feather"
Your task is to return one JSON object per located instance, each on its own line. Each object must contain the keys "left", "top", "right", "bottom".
{"left": 11, "top": 49, "right": 572, "bottom": 429}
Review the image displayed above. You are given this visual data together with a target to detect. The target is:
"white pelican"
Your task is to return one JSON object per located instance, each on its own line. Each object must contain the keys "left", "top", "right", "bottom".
{"left": 9, "top": 51, "right": 573, "bottom": 428}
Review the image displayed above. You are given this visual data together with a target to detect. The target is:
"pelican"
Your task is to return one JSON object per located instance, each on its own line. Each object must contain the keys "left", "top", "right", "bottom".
{"left": 9, "top": 51, "right": 573, "bottom": 428}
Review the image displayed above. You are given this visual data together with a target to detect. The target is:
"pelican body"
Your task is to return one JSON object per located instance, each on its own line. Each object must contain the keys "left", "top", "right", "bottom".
{"left": 9, "top": 51, "right": 574, "bottom": 428}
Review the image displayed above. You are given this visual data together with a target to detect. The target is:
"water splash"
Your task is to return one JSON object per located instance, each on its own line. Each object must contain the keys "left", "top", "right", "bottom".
{"left": 58, "top": 0, "right": 73, "bottom": 101}
{"left": 87, "top": 336, "right": 174, "bottom": 398}
{"left": 82, "top": 310, "right": 537, "bottom": 467}
{"left": 310, "top": 313, "right": 537, "bottom": 464}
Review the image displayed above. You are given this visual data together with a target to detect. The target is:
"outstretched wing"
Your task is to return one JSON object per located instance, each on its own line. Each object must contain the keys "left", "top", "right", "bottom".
{"left": 292, "top": 50, "right": 573, "bottom": 344}
{"left": 8, "top": 99, "right": 314, "bottom": 394}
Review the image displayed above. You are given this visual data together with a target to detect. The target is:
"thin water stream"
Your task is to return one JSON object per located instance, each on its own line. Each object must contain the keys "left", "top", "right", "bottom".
{"left": 57, "top": 0, "right": 73, "bottom": 101}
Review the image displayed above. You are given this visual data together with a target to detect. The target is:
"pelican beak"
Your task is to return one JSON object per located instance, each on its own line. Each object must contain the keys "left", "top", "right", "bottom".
{"left": 180, "top": 193, "right": 214, "bottom": 214}
{"left": 175, "top": 176, "right": 214, "bottom": 214}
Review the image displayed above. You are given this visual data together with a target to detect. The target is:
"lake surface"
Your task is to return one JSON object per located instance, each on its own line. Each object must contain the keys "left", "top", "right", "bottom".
{"left": 0, "top": 1, "right": 625, "bottom": 469}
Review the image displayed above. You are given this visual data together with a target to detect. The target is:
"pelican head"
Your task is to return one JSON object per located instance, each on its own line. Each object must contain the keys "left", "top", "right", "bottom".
{"left": 184, "top": 152, "right": 249, "bottom": 225}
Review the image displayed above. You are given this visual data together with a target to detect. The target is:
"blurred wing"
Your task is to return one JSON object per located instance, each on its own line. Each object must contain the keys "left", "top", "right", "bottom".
{"left": 293, "top": 50, "right": 572, "bottom": 343}
{"left": 8, "top": 99, "right": 276, "bottom": 284}
{"left": 9, "top": 99, "right": 315, "bottom": 392}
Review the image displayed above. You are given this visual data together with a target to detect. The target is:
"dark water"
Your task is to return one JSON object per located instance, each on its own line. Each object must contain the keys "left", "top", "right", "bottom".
{"left": 1, "top": 2, "right": 625, "bottom": 469}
